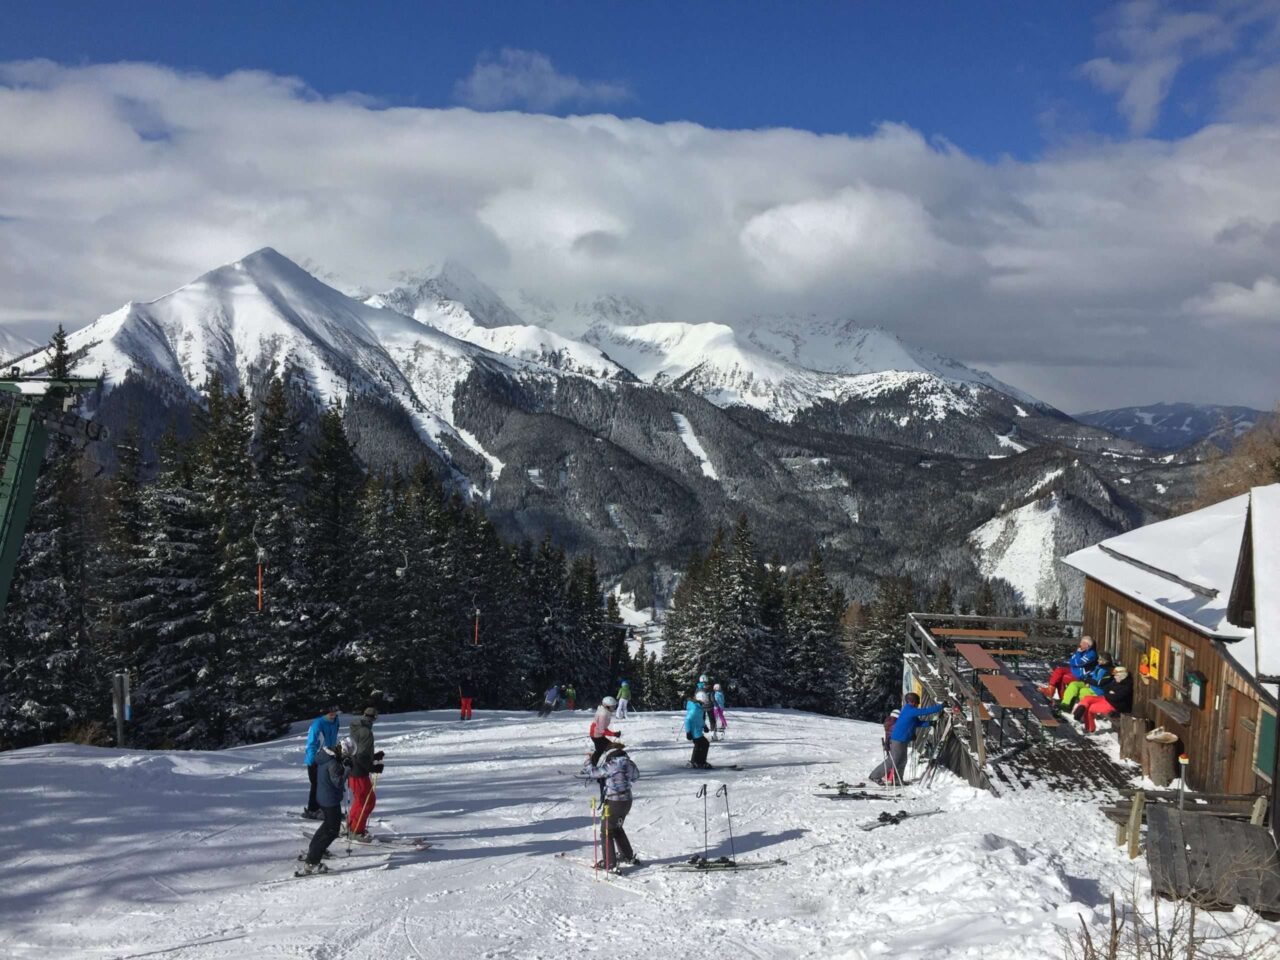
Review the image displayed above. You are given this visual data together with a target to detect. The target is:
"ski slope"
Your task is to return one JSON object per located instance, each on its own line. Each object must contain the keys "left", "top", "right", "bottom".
{"left": 2, "top": 709, "right": 1274, "bottom": 959}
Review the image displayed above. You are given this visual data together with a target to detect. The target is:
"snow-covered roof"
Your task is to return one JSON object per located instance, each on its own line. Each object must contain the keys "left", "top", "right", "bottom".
{"left": 1246, "top": 484, "right": 1280, "bottom": 681}
{"left": 1061, "top": 492, "right": 1253, "bottom": 641}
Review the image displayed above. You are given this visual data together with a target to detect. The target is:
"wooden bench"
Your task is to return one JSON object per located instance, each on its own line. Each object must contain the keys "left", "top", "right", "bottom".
{"left": 993, "top": 660, "right": 1060, "bottom": 729}
{"left": 955, "top": 643, "right": 1002, "bottom": 673}
{"left": 933, "top": 628, "right": 1029, "bottom": 640}
{"left": 981, "top": 648, "right": 1029, "bottom": 659}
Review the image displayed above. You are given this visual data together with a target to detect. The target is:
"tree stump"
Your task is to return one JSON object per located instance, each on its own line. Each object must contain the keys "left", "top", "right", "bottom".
{"left": 1146, "top": 737, "right": 1178, "bottom": 787}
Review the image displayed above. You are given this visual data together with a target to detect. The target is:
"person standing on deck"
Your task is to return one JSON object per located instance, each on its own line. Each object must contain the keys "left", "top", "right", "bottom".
{"left": 301, "top": 706, "right": 340, "bottom": 820}
{"left": 869, "top": 693, "right": 943, "bottom": 786}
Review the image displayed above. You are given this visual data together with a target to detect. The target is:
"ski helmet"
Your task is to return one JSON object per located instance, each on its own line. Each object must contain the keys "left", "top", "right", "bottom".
{"left": 713, "top": 683, "right": 721, "bottom": 691}
{"left": 602, "top": 696, "right": 618, "bottom": 708}
{"left": 698, "top": 674, "right": 709, "bottom": 683}
{"left": 695, "top": 691, "right": 708, "bottom": 704}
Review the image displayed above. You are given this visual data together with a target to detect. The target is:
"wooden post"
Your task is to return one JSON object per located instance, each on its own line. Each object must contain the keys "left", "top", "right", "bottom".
{"left": 1127, "top": 791, "right": 1145, "bottom": 860}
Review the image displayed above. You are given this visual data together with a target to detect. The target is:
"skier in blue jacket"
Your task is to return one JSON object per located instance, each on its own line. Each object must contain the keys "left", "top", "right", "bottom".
{"left": 869, "top": 693, "right": 944, "bottom": 786}
{"left": 684, "top": 691, "right": 713, "bottom": 768}
{"left": 302, "top": 706, "right": 339, "bottom": 819}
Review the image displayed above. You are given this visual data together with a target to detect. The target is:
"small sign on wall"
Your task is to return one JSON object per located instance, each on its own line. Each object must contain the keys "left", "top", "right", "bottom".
{"left": 1187, "top": 671, "right": 1207, "bottom": 709}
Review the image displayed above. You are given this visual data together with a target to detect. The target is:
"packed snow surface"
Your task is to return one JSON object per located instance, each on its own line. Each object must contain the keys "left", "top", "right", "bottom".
{"left": 670, "top": 411, "right": 719, "bottom": 479}
{"left": 5, "top": 708, "right": 1268, "bottom": 960}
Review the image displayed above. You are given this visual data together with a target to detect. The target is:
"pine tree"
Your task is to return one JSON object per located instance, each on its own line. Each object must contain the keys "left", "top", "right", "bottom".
{"left": 94, "top": 419, "right": 147, "bottom": 673}
{"left": 129, "top": 426, "right": 222, "bottom": 747}
{"left": 846, "top": 575, "right": 914, "bottom": 720}
{"left": 929, "top": 578, "right": 955, "bottom": 615}
{"left": 973, "top": 579, "right": 998, "bottom": 619}
{"left": 782, "top": 552, "right": 848, "bottom": 712}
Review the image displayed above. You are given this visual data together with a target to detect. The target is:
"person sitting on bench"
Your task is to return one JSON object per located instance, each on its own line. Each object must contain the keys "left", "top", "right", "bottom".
{"left": 1074, "top": 666, "right": 1133, "bottom": 732}
{"left": 1059, "top": 653, "right": 1112, "bottom": 713}
{"left": 1040, "top": 636, "right": 1097, "bottom": 700}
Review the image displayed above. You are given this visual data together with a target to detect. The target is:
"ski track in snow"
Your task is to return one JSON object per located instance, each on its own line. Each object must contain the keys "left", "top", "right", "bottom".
{"left": 670, "top": 412, "right": 719, "bottom": 480}
{"left": 2, "top": 709, "right": 1275, "bottom": 959}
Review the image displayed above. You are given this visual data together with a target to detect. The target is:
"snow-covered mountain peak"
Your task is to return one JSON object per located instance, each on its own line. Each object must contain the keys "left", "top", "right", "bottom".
{"left": 746, "top": 317, "right": 1043, "bottom": 407}
{"left": 370, "top": 269, "right": 628, "bottom": 381}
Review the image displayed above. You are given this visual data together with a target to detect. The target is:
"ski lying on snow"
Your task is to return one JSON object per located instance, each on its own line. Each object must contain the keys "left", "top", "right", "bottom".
{"left": 813, "top": 792, "right": 894, "bottom": 801}
{"left": 664, "top": 856, "right": 785, "bottom": 872}
{"left": 858, "top": 809, "right": 943, "bottom": 831}
{"left": 678, "top": 764, "right": 742, "bottom": 771}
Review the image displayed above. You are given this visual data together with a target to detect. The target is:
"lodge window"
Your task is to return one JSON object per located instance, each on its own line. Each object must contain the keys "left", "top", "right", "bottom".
{"left": 1104, "top": 607, "right": 1122, "bottom": 659}
{"left": 1127, "top": 613, "right": 1151, "bottom": 664}
{"left": 1163, "top": 637, "right": 1195, "bottom": 704}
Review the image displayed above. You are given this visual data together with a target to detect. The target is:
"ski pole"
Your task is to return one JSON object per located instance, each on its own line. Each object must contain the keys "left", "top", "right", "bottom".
{"left": 603, "top": 802, "right": 612, "bottom": 875}
{"left": 697, "top": 783, "right": 708, "bottom": 862}
{"left": 593, "top": 798, "right": 604, "bottom": 885}
{"left": 716, "top": 784, "right": 736, "bottom": 865}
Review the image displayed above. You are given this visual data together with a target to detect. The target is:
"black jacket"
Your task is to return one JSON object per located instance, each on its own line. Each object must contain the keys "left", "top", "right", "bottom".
{"left": 349, "top": 716, "right": 376, "bottom": 777}
{"left": 1103, "top": 675, "right": 1134, "bottom": 713}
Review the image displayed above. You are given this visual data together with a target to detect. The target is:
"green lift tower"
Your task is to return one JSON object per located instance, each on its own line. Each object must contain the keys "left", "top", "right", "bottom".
{"left": 0, "top": 376, "right": 106, "bottom": 614}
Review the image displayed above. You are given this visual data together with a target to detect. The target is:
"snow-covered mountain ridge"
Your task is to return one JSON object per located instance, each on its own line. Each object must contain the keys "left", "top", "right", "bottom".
{"left": 1076, "top": 402, "right": 1267, "bottom": 451}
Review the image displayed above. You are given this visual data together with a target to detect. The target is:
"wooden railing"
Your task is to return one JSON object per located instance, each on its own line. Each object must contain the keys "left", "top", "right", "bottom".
{"left": 905, "top": 612, "right": 1083, "bottom": 772}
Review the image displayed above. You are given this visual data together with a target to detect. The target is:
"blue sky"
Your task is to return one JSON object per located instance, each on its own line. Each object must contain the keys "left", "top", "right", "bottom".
{"left": 2, "top": 2, "right": 1279, "bottom": 409}
{"left": 0, "top": 0, "right": 1216, "bottom": 159}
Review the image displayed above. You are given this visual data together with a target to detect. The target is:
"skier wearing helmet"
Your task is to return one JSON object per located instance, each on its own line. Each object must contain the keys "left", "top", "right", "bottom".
{"left": 588, "top": 696, "right": 621, "bottom": 767}
{"left": 616, "top": 679, "right": 631, "bottom": 719}
{"left": 712, "top": 684, "right": 727, "bottom": 735}
{"left": 685, "top": 690, "right": 713, "bottom": 768}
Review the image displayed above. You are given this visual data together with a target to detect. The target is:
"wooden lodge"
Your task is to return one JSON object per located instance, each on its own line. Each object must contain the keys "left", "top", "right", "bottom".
{"left": 1062, "top": 484, "right": 1279, "bottom": 809}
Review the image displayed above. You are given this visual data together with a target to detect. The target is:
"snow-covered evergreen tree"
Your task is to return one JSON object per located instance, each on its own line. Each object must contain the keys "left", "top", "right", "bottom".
{"left": 846, "top": 575, "right": 915, "bottom": 721}
{"left": 782, "top": 552, "right": 848, "bottom": 712}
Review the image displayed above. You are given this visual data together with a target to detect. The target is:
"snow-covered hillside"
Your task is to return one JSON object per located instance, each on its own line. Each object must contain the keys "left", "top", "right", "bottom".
{"left": 0, "top": 328, "right": 38, "bottom": 364}
{"left": 8, "top": 708, "right": 1264, "bottom": 960}
{"left": 1077, "top": 402, "right": 1266, "bottom": 451}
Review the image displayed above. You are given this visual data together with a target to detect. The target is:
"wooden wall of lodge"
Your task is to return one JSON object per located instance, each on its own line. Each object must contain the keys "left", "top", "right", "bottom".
{"left": 1082, "top": 577, "right": 1264, "bottom": 796}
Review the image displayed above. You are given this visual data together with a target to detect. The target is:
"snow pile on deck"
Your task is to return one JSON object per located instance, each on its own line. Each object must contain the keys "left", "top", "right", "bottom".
{"left": 2, "top": 709, "right": 1274, "bottom": 958}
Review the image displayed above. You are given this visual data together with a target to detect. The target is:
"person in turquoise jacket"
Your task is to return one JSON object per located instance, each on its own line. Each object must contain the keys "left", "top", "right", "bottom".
{"left": 302, "top": 706, "right": 339, "bottom": 819}
{"left": 684, "top": 691, "right": 713, "bottom": 768}
{"left": 712, "top": 684, "right": 727, "bottom": 735}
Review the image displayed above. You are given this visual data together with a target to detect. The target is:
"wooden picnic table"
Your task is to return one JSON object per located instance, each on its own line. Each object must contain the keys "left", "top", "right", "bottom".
{"left": 933, "top": 628, "right": 1029, "bottom": 640}
{"left": 979, "top": 674, "right": 1032, "bottom": 710}
{"left": 955, "top": 643, "right": 1001, "bottom": 673}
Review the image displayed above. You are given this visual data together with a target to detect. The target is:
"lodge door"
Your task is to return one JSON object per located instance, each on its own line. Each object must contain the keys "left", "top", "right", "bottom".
{"left": 1225, "top": 688, "right": 1258, "bottom": 794}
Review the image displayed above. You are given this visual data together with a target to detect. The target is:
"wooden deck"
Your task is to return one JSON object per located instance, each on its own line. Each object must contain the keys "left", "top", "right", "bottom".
{"left": 1145, "top": 805, "right": 1280, "bottom": 917}
{"left": 990, "top": 735, "right": 1135, "bottom": 797}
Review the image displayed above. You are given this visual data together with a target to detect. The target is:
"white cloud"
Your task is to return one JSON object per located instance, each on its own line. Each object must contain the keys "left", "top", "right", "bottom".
{"left": 454, "top": 49, "right": 630, "bottom": 112}
{"left": 1081, "top": 0, "right": 1280, "bottom": 134}
{"left": 0, "top": 60, "right": 1279, "bottom": 410}
{"left": 1184, "top": 275, "right": 1280, "bottom": 322}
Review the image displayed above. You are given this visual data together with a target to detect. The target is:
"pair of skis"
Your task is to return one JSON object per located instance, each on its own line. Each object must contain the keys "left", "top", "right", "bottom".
{"left": 858, "top": 808, "right": 943, "bottom": 831}
{"left": 814, "top": 780, "right": 894, "bottom": 801}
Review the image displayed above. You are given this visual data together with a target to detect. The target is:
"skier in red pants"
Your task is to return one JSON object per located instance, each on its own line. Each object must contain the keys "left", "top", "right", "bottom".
{"left": 345, "top": 707, "right": 385, "bottom": 842}
{"left": 459, "top": 680, "right": 474, "bottom": 721}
